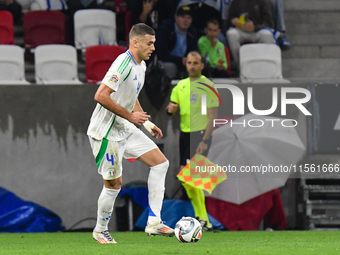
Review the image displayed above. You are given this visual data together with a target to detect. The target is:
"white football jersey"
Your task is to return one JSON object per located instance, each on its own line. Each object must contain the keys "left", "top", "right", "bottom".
{"left": 87, "top": 50, "right": 146, "bottom": 141}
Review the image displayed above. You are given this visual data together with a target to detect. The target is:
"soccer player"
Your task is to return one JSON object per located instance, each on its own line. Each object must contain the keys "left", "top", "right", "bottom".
{"left": 87, "top": 23, "right": 173, "bottom": 244}
{"left": 166, "top": 51, "right": 219, "bottom": 231}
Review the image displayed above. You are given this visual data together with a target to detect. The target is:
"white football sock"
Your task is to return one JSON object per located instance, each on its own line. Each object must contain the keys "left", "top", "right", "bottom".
{"left": 147, "top": 160, "right": 169, "bottom": 225}
{"left": 94, "top": 186, "right": 120, "bottom": 232}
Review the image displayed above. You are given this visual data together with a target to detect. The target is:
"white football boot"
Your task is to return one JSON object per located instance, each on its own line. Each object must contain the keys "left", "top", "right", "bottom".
{"left": 145, "top": 221, "right": 174, "bottom": 236}
{"left": 93, "top": 230, "right": 117, "bottom": 244}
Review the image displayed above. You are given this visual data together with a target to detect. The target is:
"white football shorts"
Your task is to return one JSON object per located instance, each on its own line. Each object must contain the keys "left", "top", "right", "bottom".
{"left": 88, "top": 128, "right": 158, "bottom": 180}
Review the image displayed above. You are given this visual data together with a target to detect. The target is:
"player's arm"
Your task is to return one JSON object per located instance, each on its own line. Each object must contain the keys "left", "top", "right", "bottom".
{"left": 133, "top": 99, "right": 163, "bottom": 139}
{"left": 196, "top": 107, "right": 218, "bottom": 154}
{"left": 132, "top": 99, "right": 144, "bottom": 112}
{"left": 166, "top": 83, "right": 179, "bottom": 115}
{"left": 94, "top": 83, "right": 150, "bottom": 125}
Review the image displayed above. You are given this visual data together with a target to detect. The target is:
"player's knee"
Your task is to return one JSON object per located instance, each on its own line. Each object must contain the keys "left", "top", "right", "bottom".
{"left": 161, "top": 160, "right": 169, "bottom": 170}
{"left": 151, "top": 160, "right": 169, "bottom": 173}
{"left": 104, "top": 178, "right": 122, "bottom": 189}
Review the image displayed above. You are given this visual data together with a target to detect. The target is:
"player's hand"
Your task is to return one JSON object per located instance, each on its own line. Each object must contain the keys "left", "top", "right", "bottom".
{"left": 129, "top": 111, "right": 150, "bottom": 125}
{"left": 166, "top": 102, "right": 178, "bottom": 114}
{"left": 196, "top": 141, "right": 208, "bottom": 154}
{"left": 150, "top": 125, "right": 163, "bottom": 139}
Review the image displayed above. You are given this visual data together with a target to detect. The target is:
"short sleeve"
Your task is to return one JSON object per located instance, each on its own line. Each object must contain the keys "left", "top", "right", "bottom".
{"left": 101, "top": 53, "right": 131, "bottom": 91}
{"left": 198, "top": 36, "right": 208, "bottom": 58}
{"left": 219, "top": 43, "right": 228, "bottom": 69}
{"left": 170, "top": 85, "right": 179, "bottom": 104}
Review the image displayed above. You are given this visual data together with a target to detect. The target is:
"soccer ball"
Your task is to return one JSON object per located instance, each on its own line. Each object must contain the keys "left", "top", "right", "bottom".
{"left": 174, "top": 217, "right": 202, "bottom": 243}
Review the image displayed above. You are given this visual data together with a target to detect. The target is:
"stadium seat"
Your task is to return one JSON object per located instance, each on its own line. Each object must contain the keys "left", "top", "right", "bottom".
{"left": 224, "top": 46, "right": 231, "bottom": 76}
{"left": 115, "top": 0, "right": 127, "bottom": 13}
{"left": 0, "top": 11, "right": 14, "bottom": 45}
{"left": 0, "top": 45, "right": 30, "bottom": 84}
{"left": 85, "top": 45, "right": 126, "bottom": 84}
{"left": 35, "top": 45, "right": 82, "bottom": 84}
{"left": 74, "top": 9, "right": 117, "bottom": 52}
{"left": 239, "top": 44, "right": 290, "bottom": 83}
{"left": 23, "top": 10, "right": 65, "bottom": 50}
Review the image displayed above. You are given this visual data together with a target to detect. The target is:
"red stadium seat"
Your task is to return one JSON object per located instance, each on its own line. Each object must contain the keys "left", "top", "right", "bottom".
{"left": 23, "top": 10, "right": 65, "bottom": 50}
{"left": 115, "top": 0, "right": 127, "bottom": 13}
{"left": 224, "top": 46, "right": 231, "bottom": 76}
{"left": 85, "top": 45, "right": 126, "bottom": 84}
{"left": 0, "top": 11, "right": 14, "bottom": 45}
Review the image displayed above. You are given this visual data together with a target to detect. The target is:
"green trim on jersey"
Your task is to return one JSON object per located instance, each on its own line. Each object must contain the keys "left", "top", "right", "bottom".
{"left": 104, "top": 115, "right": 117, "bottom": 139}
{"left": 124, "top": 66, "right": 133, "bottom": 81}
{"left": 117, "top": 55, "right": 131, "bottom": 74}
{"left": 95, "top": 138, "right": 108, "bottom": 169}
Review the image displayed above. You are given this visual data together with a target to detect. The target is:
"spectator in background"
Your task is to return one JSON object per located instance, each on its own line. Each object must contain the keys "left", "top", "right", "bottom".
{"left": 226, "top": 0, "right": 275, "bottom": 74}
{"left": 218, "top": 0, "right": 291, "bottom": 50}
{"left": 217, "top": 0, "right": 232, "bottom": 36}
{"left": 198, "top": 18, "right": 230, "bottom": 78}
{"left": 176, "top": 0, "right": 227, "bottom": 46}
{"left": 155, "top": 5, "right": 200, "bottom": 79}
{"left": 270, "top": 0, "right": 291, "bottom": 50}
{"left": 177, "top": 0, "right": 222, "bottom": 32}
{"left": 0, "top": 0, "right": 22, "bottom": 24}
{"left": 127, "top": 0, "right": 177, "bottom": 30}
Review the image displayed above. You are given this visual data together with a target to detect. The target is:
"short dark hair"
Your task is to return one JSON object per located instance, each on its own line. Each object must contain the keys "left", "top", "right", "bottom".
{"left": 206, "top": 18, "right": 220, "bottom": 27}
{"left": 129, "top": 23, "right": 155, "bottom": 40}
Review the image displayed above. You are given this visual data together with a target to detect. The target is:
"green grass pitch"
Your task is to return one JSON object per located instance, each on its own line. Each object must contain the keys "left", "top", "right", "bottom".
{"left": 0, "top": 231, "right": 339, "bottom": 255}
